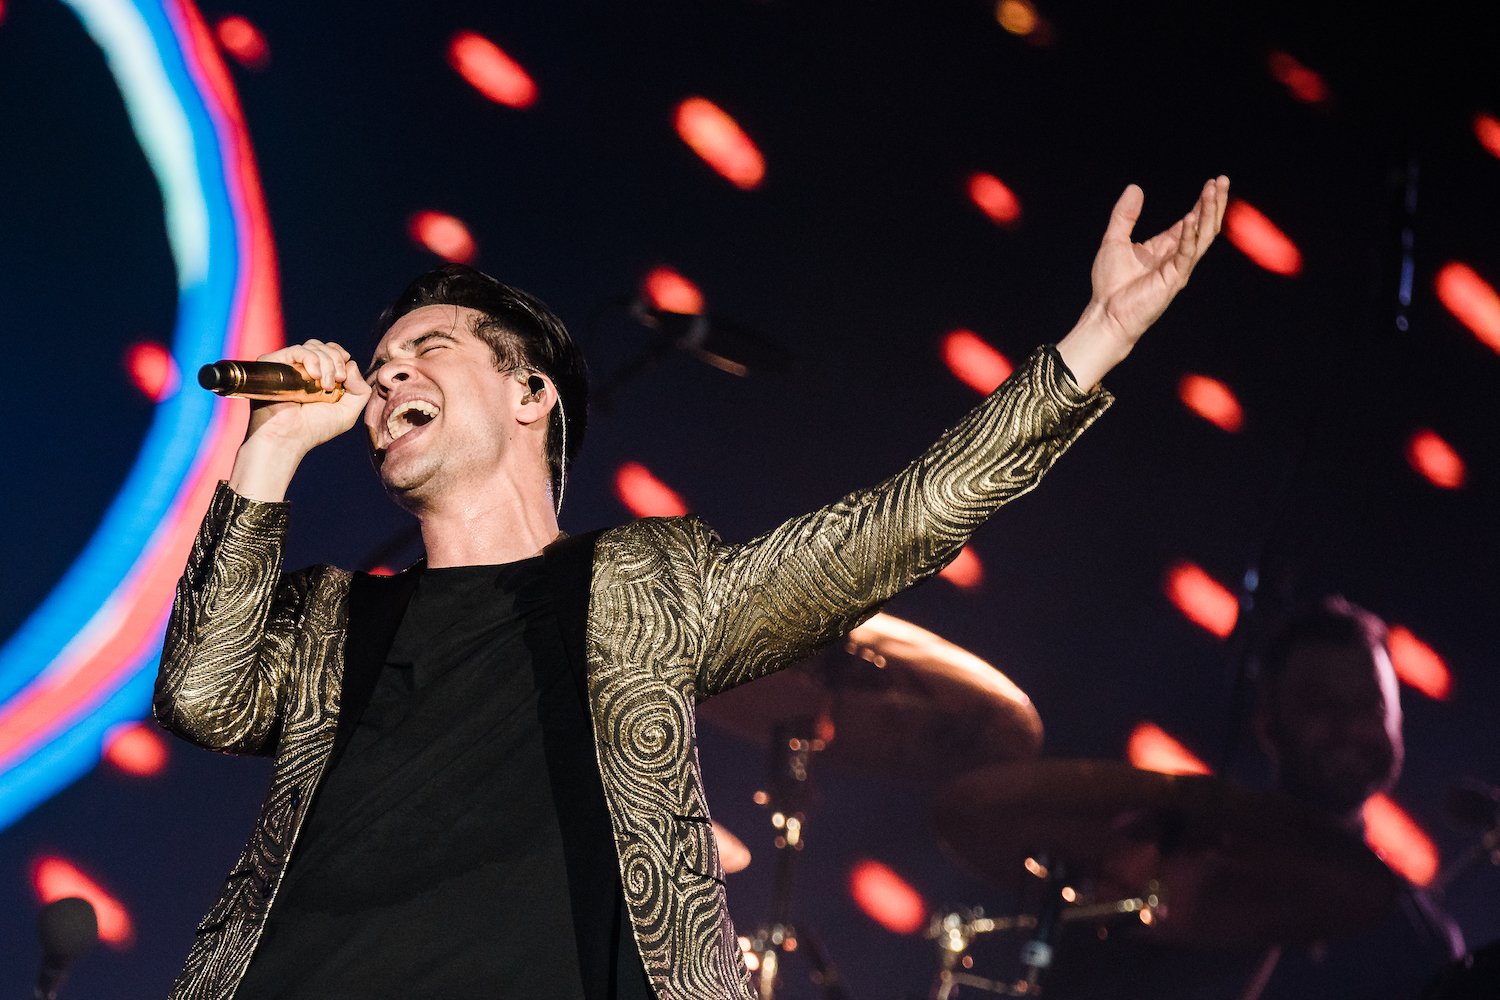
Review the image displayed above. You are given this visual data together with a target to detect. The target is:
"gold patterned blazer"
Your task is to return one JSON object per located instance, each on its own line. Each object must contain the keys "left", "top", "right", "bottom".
{"left": 154, "top": 346, "right": 1109, "bottom": 999}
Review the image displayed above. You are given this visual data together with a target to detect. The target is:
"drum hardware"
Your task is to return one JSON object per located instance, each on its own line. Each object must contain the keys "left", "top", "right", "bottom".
{"left": 711, "top": 819, "right": 753, "bottom": 875}
{"left": 701, "top": 612, "right": 1047, "bottom": 1000}
{"left": 698, "top": 608, "right": 1415, "bottom": 998}
{"left": 698, "top": 612, "right": 1043, "bottom": 786}
{"left": 742, "top": 721, "right": 834, "bottom": 1000}
{"left": 928, "top": 905, "right": 1037, "bottom": 1000}
{"left": 933, "top": 760, "right": 1398, "bottom": 952}
{"left": 925, "top": 873, "right": 1165, "bottom": 999}
{"left": 742, "top": 922, "right": 852, "bottom": 1000}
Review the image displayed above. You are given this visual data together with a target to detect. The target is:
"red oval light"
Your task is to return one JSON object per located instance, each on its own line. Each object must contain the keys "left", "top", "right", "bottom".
{"left": 447, "top": 32, "right": 537, "bottom": 109}
{"left": 408, "top": 210, "right": 477, "bottom": 263}
{"left": 1225, "top": 200, "right": 1302, "bottom": 276}
{"left": 674, "top": 97, "right": 765, "bottom": 190}
{"left": 615, "top": 462, "right": 689, "bottom": 518}
{"left": 1165, "top": 562, "right": 1238, "bottom": 639}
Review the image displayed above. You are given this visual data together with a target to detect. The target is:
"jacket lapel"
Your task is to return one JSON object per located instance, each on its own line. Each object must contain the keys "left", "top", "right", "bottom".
{"left": 542, "top": 530, "right": 604, "bottom": 701}
{"left": 540, "top": 529, "right": 615, "bottom": 999}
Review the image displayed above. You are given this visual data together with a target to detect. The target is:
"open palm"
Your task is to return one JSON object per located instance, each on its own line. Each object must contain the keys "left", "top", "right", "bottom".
{"left": 1093, "top": 176, "right": 1229, "bottom": 344}
{"left": 1056, "top": 176, "right": 1229, "bottom": 388}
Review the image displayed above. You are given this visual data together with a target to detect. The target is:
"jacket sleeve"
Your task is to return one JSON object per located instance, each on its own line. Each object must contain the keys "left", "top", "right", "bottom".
{"left": 686, "top": 344, "right": 1112, "bottom": 698}
{"left": 153, "top": 481, "right": 310, "bottom": 756}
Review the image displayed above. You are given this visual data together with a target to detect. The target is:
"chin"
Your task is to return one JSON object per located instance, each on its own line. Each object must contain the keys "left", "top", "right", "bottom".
{"left": 378, "top": 465, "right": 435, "bottom": 509}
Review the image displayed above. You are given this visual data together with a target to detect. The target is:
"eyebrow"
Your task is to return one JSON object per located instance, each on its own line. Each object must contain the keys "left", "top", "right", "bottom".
{"left": 364, "top": 329, "right": 460, "bottom": 379}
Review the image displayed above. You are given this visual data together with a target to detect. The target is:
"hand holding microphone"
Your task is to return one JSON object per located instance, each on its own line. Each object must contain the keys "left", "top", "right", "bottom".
{"left": 220, "top": 340, "right": 372, "bottom": 502}
{"left": 201, "top": 336, "right": 366, "bottom": 402}
{"left": 199, "top": 360, "right": 345, "bottom": 403}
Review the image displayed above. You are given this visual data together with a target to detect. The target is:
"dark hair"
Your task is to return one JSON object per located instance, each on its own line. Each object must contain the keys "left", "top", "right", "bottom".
{"left": 1259, "top": 595, "right": 1388, "bottom": 690}
{"left": 374, "top": 264, "right": 588, "bottom": 502}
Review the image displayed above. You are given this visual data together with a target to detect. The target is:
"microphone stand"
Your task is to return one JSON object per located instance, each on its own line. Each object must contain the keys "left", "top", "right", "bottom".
{"left": 1217, "top": 143, "right": 1422, "bottom": 773}
{"left": 34, "top": 897, "right": 97, "bottom": 1000}
{"left": 591, "top": 315, "right": 687, "bottom": 413}
{"left": 1216, "top": 441, "right": 1302, "bottom": 774}
{"left": 586, "top": 296, "right": 792, "bottom": 413}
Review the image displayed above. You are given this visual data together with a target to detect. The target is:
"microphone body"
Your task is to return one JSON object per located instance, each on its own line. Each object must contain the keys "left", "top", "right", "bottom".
{"left": 35, "top": 896, "right": 97, "bottom": 1000}
{"left": 199, "top": 361, "right": 344, "bottom": 403}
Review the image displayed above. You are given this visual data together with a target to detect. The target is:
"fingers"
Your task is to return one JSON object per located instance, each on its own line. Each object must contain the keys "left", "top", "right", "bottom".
{"left": 1175, "top": 201, "right": 1206, "bottom": 268}
{"left": 1192, "top": 176, "right": 1228, "bottom": 247}
{"left": 1103, "top": 183, "right": 1145, "bottom": 245}
{"left": 1144, "top": 217, "right": 1185, "bottom": 256}
{"left": 1173, "top": 177, "right": 1227, "bottom": 281}
{"left": 330, "top": 359, "right": 373, "bottom": 425}
{"left": 260, "top": 340, "right": 355, "bottom": 391}
{"left": 301, "top": 340, "right": 352, "bottom": 391}
{"left": 339, "top": 359, "right": 372, "bottom": 398}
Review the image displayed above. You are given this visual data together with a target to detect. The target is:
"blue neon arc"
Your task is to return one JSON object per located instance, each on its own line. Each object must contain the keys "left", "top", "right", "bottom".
{"left": 0, "top": 0, "right": 251, "bottom": 829}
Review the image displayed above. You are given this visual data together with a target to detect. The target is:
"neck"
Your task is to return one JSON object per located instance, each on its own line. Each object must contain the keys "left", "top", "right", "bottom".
{"left": 411, "top": 475, "right": 560, "bottom": 568}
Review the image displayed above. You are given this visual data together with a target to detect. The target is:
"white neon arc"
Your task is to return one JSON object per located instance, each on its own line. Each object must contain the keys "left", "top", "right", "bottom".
{"left": 69, "top": 0, "right": 210, "bottom": 285}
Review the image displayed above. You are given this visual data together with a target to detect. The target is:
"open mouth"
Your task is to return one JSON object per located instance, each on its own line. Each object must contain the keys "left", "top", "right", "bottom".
{"left": 386, "top": 399, "right": 439, "bottom": 443}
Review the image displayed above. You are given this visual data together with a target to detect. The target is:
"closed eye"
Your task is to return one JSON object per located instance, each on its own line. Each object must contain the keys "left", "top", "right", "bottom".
{"left": 365, "top": 329, "right": 459, "bottom": 378}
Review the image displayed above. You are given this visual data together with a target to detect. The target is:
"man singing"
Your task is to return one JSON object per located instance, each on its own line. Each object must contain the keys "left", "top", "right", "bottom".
{"left": 155, "top": 177, "right": 1228, "bottom": 999}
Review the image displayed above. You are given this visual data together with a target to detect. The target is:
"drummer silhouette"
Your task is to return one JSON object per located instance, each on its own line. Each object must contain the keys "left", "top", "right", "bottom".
{"left": 1241, "top": 597, "right": 1464, "bottom": 1000}
{"left": 1044, "top": 597, "right": 1464, "bottom": 1000}
{"left": 1254, "top": 596, "right": 1404, "bottom": 830}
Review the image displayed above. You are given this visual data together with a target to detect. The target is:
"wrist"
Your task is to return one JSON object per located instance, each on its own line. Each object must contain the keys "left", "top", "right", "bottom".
{"left": 228, "top": 437, "right": 305, "bottom": 502}
{"left": 1057, "top": 304, "right": 1133, "bottom": 389}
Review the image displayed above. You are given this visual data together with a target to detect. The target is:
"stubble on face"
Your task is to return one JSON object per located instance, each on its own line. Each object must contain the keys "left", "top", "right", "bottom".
{"left": 363, "top": 305, "right": 514, "bottom": 512}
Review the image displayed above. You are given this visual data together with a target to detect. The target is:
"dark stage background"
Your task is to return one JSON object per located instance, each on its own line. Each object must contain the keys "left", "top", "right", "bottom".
{"left": 2, "top": 1, "right": 1498, "bottom": 997}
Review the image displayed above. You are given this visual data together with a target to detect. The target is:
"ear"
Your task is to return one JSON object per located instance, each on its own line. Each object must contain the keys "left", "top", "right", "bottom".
{"left": 514, "top": 371, "right": 555, "bottom": 427}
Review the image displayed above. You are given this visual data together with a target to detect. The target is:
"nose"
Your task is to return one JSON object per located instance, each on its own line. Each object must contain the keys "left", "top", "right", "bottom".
{"left": 375, "top": 361, "right": 413, "bottom": 392}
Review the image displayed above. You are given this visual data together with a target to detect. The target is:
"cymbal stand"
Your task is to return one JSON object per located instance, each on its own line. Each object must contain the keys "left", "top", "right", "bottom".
{"left": 927, "top": 866, "right": 1165, "bottom": 1000}
{"left": 929, "top": 906, "right": 1033, "bottom": 1000}
{"left": 747, "top": 720, "right": 850, "bottom": 1000}
{"left": 1013, "top": 854, "right": 1068, "bottom": 997}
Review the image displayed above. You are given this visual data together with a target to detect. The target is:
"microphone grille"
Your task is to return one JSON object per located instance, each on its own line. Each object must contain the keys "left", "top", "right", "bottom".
{"left": 39, "top": 896, "right": 98, "bottom": 962}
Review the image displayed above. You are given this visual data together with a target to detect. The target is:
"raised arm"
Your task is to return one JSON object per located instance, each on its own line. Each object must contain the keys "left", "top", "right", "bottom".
{"left": 687, "top": 178, "right": 1229, "bottom": 697}
{"left": 685, "top": 345, "right": 1105, "bottom": 697}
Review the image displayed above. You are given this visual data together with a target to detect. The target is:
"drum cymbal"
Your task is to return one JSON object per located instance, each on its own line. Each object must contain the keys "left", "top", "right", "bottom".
{"left": 933, "top": 759, "right": 1399, "bottom": 949}
{"left": 712, "top": 820, "right": 752, "bottom": 874}
{"left": 697, "top": 612, "right": 1042, "bottom": 784}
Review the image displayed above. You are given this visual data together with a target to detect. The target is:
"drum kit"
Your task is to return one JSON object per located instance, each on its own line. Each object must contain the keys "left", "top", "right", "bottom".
{"left": 696, "top": 612, "right": 1403, "bottom": 1000}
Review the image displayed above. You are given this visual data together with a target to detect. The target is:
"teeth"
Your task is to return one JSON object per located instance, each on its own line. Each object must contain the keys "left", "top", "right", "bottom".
{"left": 387, "top": 399, "right": 439, "bottom": 441}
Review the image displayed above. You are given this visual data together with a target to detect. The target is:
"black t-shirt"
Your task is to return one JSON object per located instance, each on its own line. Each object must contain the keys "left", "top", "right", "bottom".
{"left": 236, "top": 560, "right": 653, "bottom": 999}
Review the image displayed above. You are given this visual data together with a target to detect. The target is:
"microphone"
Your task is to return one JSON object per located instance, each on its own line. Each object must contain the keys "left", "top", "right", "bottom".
{"left": 198, "top": 360, "right": 344, "bottom": 403}
{"left": 592, "top": 298, "right": 794, "bottom": 411}
{"left": 35, "top": 896, "right": 98, "bottom": 1000}
{"left": 626, "top": 299, "right": 793, "bottom": 378}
